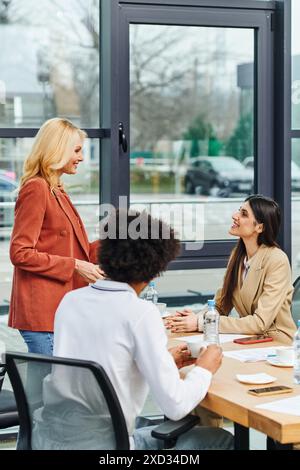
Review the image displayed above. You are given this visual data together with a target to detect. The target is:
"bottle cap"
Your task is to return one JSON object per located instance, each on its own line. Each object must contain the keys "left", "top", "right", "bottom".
{"left": 149, "top": 281, "right": 155, "bottom": 287}
{"left": 207, "top": 299, "right": 215, "bottom": 307}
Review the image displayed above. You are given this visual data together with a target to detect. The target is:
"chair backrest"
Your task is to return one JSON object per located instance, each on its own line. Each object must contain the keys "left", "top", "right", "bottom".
{"left": 292, "top": 276, "right": 300, "bottom": 326}
{"left": 5, "top": 352, "right": 130, "bottom": 450}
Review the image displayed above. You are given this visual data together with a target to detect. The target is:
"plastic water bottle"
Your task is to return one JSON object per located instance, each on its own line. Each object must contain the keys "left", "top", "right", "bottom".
{"left": 144, "top": 281, "right": 158, "bottom": 304}
{"left": 293, "top": 319, "right": 300, "bottom": 384}
{"left": 203, "top": 299, "right": 220, "bottom": 345}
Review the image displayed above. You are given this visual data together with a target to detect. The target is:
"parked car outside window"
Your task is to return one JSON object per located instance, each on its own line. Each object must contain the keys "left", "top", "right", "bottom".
{"left": 243, "top": 156, "right": 300, "bottom": 192}
{"left": 184, "top": 156, "right": 253, "bottom": 197}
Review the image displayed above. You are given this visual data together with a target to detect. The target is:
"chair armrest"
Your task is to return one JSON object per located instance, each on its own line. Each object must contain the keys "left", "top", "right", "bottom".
{"left": 151, "top": 414, "right": 199, "bottom": 441}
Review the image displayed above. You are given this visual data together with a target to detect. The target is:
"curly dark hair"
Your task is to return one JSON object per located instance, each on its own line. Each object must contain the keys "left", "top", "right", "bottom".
{"left": 98, "top": 210, "right": 180, "bottom": 283}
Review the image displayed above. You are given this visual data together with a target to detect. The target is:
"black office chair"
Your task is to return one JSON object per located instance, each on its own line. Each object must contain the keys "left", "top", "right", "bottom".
{"left": 5, "top": 352, "right": 199, "bottom": 450}
{"left": 0, "top": 363, "right": 19, "bottom": 437}
{"left": 292, "top": 276, "right": 300, "bottom": 326}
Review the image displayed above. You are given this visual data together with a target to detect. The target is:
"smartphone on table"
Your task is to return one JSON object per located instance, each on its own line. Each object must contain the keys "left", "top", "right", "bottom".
{"left": 248, "top": 385, "right": 293, "bottom": 396}
{"left": 233, "top": 335, "right": 273, "bottom": 345}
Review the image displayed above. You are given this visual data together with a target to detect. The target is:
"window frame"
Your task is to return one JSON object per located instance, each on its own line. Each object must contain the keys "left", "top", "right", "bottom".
{"left": 104, "top": 0, "right": 283, "bottom": 269}
{"left": 0, "top": 3, "right": 108, "bottom": 204}
{"left": 0, "top": 0, "right": 292, "bottom": 270}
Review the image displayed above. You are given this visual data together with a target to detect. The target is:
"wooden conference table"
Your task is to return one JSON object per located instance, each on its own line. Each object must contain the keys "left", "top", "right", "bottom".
{"left": 170, "top": 334, "right": 300, "bottom": 450}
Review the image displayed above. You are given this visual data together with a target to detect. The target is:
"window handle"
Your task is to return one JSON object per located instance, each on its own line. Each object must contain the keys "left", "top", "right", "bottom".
{"left": 119, "top": 122, "right": 128, "bottom": 153}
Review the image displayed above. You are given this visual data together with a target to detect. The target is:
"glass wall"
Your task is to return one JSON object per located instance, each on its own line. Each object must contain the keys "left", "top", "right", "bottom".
{"left": 292, "top": 0, "right": 300, "bottom": 130}
{"left": 0, "top": 0, "right": 100, "bottom": 352}
{"left": 0, "top": 137, "right": 100, "bottom": 352}
{"left": 0, "top": 0, "right": 296, "bottom": 350}
{"left": 292, "top": 0, "right": 300, "bottom": 282}
{"left": 155, "top": 267, "right": 226, "bottom": 298}
{"left": 0, "top": 0, "right": 99, "bottom": 128}
{"left": 131, "top": 198, "right": 244, "bottom": 242}
{"left": 292, "top": 139, "right": 300, "bottom": 280}
{"left": 130, "top": 25, "right": 254, "bottom": 241}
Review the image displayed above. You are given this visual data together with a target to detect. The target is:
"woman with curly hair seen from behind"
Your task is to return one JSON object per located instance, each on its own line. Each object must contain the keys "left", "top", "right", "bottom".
{"left": 49, "top": 210, "right": 233, "bottom": 450}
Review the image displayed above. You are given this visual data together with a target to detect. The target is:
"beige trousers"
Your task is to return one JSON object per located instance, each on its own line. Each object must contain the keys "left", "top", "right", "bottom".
{"left": 192, "top": 405, "right": 223, "bottom": 427}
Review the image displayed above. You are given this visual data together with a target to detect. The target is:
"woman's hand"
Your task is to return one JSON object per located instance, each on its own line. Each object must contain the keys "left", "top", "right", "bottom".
{"left": 168, "top": 343, "right": 195, "bottom": 369}
{"left": 165, "top": 308, "right": 198, "bottom": 333}
{"left": 75, "top": 259, "right": 105, "bottom": 283}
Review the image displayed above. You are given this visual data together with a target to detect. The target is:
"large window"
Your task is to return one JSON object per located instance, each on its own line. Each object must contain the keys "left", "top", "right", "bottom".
{"left": 0, "top": 0, "right": 294, "bottom": 350}
{"left": 0, "top": 0, "right": 101, "bottom": 351}
{"left": 0, "top": 0, "right": 99, "bottom": 128}
{"left": 292, "top": 0, "right": 300, "bottom": 281}
{"left": 116, "top": 1, "right": 275, "bottom": 270}
{"left": 130, "top": 25, "right": 254, "bottom": 204}
{"left": 156, "top": 268, "right": 226, "bottom": 299}
{"left": 292, "top": 0, "right": 300, "bottom": 130}
{"left": 292, "top": 140, "right": 300, "bottom": 280}
{"left": 129, "top": 24, "right": 255, "bottom": 247}
{"left": 0, "top": 137, "right": 100, "bottom": 350}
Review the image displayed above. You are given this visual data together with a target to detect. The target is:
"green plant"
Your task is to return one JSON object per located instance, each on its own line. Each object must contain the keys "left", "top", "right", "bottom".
{"left": 226, "top": 113, "right": 254, "bottom": 161}
{"left": 182, "top": 115, "right": 221, "bottom": 157}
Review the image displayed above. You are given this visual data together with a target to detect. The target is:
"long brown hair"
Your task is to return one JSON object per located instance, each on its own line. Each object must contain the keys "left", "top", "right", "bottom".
{"left": 219, "top": 195, "right": 281, "bottom": 314}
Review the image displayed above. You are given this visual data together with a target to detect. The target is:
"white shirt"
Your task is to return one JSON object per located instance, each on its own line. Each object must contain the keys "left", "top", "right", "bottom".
{"left": 242, "top": 256, "right": 251, "bottom": 282}
{"left": 242, "top": 252, "right": 257, "bottom": 283}
{"left": 53, "top": 280, "right": 212, "bottom": 444}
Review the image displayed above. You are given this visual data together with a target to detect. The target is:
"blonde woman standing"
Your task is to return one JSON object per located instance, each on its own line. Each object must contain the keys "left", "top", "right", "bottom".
{"left": 9, "top": 118, "right": 103, "bottom": 355}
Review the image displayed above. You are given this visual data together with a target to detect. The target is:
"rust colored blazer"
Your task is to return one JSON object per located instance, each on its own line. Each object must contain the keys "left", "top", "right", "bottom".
{"left": 9, "top": 177, "right": 99, "bottom": 332}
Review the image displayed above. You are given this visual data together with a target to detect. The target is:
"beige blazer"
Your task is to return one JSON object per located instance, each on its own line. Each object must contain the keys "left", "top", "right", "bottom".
{"left": 199, "top": 245, "right": 296, "bottom": 344}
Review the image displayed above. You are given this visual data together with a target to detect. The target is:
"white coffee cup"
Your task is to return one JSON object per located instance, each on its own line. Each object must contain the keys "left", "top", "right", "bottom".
{"left": 156, "top": 302, "right": 167, "bottom": 317}
{"left": 186, "top": 339, "right": 205, "bottom": 358}
{"left": 275, "top": 347, "right": 295, "bottom": 364}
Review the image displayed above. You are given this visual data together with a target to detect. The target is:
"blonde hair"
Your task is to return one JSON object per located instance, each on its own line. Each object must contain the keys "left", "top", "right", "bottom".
{"left": 20, "top": 118, "right": 87, "bottom": 191}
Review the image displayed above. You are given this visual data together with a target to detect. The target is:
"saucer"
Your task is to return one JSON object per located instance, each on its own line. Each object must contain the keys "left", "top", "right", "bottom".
{"left": 236, "top": 373, "right": 276, "bottom": 384}
{"left": 267, "top": 358, "right": 293, "bottom": 368}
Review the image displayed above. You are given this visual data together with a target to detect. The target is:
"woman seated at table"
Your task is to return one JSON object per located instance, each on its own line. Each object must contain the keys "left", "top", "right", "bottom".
{"left": 166, "top": 194, "right": 296, "bottom": 345}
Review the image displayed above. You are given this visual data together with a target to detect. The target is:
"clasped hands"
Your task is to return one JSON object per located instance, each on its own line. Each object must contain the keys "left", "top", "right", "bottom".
{"left": 165, "top": 308, "right": 198, "bottom": 333}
